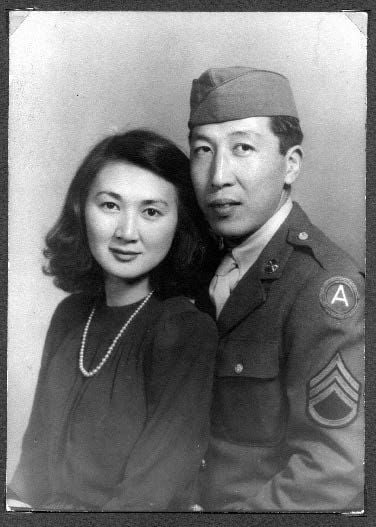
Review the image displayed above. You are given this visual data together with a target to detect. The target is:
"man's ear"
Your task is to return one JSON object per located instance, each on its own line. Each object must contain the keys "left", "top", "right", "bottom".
{"left": 284, "top": 145, "right": 303, "bottom": 185}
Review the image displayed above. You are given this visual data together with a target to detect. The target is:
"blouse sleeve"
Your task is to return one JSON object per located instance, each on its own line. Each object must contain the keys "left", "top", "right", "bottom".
{"left": 102, "top": 300, "right": 218, "bottom": 511}
{"left": 8, "top": 294, "right": 88, "bottom": 507}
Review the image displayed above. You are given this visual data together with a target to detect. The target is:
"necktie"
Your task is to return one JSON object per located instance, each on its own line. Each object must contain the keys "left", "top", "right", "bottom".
{"left": 209, "top": 252, "right": 240, "bottom": 318}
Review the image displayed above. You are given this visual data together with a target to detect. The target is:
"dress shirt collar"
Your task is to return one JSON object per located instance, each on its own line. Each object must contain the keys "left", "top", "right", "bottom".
{"left": 230, "top": 198, "right": 293, "bottom": 277}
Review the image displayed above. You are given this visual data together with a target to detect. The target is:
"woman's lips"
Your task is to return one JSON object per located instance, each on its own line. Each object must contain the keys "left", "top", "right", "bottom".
{"left": 110, "top": 249, "right": 141, "bottom": 262}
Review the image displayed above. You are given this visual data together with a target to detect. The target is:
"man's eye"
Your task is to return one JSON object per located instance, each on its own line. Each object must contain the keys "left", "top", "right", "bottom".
{"left": 192, "top": 145, "right": 212, "bottom": 156}
{"left": 144, "top": 208, "right": 162, "bottom": 218}
{"left": 233, "top": 143, "right": 254, "bottom": 155}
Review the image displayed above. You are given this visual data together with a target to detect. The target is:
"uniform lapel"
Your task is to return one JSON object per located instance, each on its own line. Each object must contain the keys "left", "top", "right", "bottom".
{"left": 217, "top": 264, "right": 265, "bottom": 336}
{"left": 217, "top": 206, "right": 301, "bottom": 337}
{"left": 195, "top": 285, "right": 216, "bottom": 320}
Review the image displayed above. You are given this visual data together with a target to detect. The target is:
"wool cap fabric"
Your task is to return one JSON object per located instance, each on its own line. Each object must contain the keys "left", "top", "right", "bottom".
{"left": 188, "top": 66, "right": 298, "bottom": 129}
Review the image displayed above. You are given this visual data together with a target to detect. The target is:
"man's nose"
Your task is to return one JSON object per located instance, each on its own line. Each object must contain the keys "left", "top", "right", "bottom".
{"left": 114, "top": 211, "right": 139, "bottom": 242}
{"left": 210, "top": 151, "right": 234, "bottom": 189}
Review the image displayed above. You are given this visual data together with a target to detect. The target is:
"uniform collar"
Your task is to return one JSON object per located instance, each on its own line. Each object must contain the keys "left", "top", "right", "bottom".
{"left": 258, "top": 201, "right": 315, "bottom": 280}
{"left": 231, "top": 198, "right": 293, "bottom": 278}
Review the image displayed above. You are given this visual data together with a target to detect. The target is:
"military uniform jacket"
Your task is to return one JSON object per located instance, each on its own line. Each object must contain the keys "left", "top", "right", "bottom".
{"left": 199, "top": 202, "right": 364, "bottom": 512}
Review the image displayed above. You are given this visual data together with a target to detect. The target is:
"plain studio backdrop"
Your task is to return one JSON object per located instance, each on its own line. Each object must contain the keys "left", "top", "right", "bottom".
{"left": 8, "top": 11, "right": 366, "bottom": 481}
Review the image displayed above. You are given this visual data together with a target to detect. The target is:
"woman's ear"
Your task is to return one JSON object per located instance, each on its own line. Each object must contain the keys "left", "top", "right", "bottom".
{"left": 284, "top": 145, "right": 303, "bottom": 185}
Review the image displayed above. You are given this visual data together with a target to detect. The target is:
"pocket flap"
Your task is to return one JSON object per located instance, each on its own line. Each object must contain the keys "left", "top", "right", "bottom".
{"left": 215, "top": 337, "right": 280, "bottom": 379}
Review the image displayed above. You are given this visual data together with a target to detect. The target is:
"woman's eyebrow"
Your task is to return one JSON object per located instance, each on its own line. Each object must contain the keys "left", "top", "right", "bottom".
{"left": 95, "top": 193, "right": 170, "bottom": 207}
{"left": 141, "top": 199, "right": 169, "bottom": 207}
{"left": 95, "top": 191, "right": 122, "bottom": 200}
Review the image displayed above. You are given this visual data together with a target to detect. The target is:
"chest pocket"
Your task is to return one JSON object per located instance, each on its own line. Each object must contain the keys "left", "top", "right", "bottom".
{"left": 211, "top": 338, "right": 287, "bottom": 446}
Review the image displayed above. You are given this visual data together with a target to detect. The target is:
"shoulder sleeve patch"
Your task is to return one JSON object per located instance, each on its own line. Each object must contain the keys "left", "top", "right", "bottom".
{"left": 319, "top": 276, "right": 359, "bottom": 319}
{"left": 307, "top": 352, "right": 361, "bottom": 428}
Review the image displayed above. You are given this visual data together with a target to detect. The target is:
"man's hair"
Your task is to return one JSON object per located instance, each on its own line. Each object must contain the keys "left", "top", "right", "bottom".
{"left": 269, "top": 116, "right": 303, "bottom": 156}
{"left": 43, "top": 129, "right": 214, "bottom": 299}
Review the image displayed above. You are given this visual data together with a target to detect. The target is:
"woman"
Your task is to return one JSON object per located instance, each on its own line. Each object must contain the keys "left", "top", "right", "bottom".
{"left": 8, "top": 129, "right": 218, "bottom": 511}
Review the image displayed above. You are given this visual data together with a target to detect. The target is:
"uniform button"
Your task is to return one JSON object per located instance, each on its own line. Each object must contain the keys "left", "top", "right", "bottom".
{"left": 234, "top": 363, "right": 244, "bottom": 374}
{"left": 189, "top": 504, "right": 204, "bottom": 512}
{"left": 200, "top": 458, "right": 206, "bottom": 470}
{"left": 298, "top": 231, "right": 309, "bottom": 241}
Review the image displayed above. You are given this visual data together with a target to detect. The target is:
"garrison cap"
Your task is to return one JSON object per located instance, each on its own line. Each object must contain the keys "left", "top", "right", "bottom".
{"left": 188, "top": 66, "right": 298, "bottom": 129}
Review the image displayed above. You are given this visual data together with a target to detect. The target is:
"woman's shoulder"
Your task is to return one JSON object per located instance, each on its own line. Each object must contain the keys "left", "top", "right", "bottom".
{"left": 50, "top": 292, "right": 95, "bottom": 328}
{"left": 154, "top": 295, "right": 218, "bottom": 338}
{"left": 157, "top": 295, "right": 209, "bottom": 318}
{"left": 40, "top": 293, "right": 97, "bottom": 362}
{"left": 148, "top": 296, "right": 217, "bottom": 366}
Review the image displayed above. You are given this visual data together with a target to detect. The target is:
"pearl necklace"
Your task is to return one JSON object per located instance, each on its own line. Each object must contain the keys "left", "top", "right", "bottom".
{"left": 79, "top": 291, "right": 154, "bottom": 378}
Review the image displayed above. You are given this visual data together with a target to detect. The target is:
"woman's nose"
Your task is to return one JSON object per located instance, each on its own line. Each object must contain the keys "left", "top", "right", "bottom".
{"left": 114, "top": 212, "right": 139, "bottom": 242}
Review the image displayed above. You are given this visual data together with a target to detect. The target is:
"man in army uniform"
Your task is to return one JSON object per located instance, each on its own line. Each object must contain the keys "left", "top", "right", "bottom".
{"left": 188, "top": 67, "right": 364, "bottom": 511}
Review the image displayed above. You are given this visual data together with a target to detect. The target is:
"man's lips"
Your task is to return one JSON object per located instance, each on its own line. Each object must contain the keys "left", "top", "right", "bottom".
{"left": 208, "top": 198, "right": 241, "bottom": 207}
{"left": 207, "top": 198, "right": 241, "bottom": 215}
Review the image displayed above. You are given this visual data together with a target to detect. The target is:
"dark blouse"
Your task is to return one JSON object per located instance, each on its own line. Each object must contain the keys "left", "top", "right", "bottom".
{"left": 9, "top": 293, "right": 218, "bottom": 511}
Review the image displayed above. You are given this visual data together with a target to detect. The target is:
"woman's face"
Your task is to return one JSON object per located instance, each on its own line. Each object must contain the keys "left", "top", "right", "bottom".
{"left": 85, "top": 161, "right": 178, "bottom": 287}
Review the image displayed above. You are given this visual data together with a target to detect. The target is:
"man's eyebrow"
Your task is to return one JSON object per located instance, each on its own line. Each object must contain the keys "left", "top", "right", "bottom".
{"left": 190, "top": 132, "right": 211, "bottom": 143}
{"left": 228, "top": 130, "right": 262, "bottom": 139}
{"left": 190, "top": 130, "right": 262, "bottom": 142}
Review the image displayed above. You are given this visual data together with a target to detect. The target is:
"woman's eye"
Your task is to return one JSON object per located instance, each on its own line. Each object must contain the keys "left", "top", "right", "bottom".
{"left": 101, "top": 201, "right": 119, "bottom": 211}
{"left": 144, "top": 208, "right": 162, "bottom": 218}
{"left": 233, "top": 143, "right": 254, "bottom": 155}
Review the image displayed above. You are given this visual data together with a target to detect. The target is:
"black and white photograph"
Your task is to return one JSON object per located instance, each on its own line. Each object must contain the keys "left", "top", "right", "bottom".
{"left": 7, "top": 10, "right": 366, "bottom": 514}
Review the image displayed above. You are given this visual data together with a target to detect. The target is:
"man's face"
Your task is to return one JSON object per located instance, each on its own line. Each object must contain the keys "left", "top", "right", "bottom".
{"left": 190, "top": 116, "right": 290, "bottom": 241}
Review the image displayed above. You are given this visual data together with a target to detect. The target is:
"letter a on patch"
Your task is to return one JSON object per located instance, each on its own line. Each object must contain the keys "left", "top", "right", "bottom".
{"left": 319, "top": 276, "right": 359, "bottom": 319}
{"left": 307, "top": 353, "right": 361, "bottom": 428}
{"left": 331, "top": 284, "right": 349, "bottom": 306}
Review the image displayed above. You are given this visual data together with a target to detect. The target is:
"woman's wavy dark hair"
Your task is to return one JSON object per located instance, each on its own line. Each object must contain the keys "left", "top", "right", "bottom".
{"left": 43, "top": 129, "right": 218, "bottom": 299}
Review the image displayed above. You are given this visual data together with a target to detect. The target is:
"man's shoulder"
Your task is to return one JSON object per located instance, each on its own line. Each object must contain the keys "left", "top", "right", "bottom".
{"left": 282, "top": 204, "right": 364, "bottom": 321}
{"left": 286, "top": 202, "right": 363, "bottom": 278}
